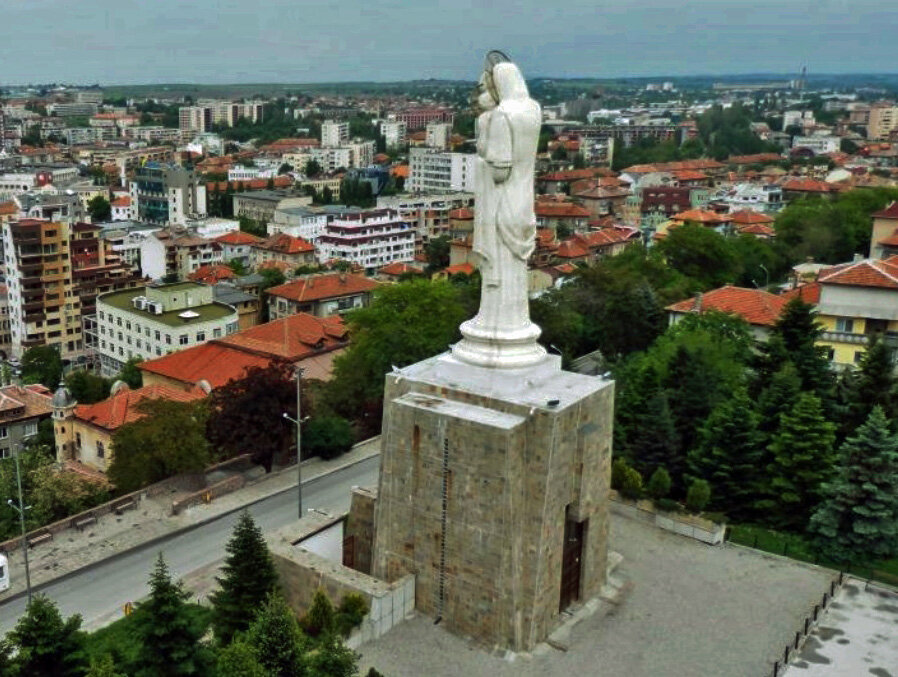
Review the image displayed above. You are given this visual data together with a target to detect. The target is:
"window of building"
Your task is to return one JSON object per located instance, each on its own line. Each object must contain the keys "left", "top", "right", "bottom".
{"left": 24, "top": 422, "right": 37, "bottom": 437}
{"left": 213, "top": 328, "right": 222, "bottom": 338}
{"left": 136, "top": 339, "right": 142, "bottom": 349}
{"left": 165, "top": 334, "right": 172, "bottom": 345}
{"left": 827, "top": 347, "right": 835, "bottom": 361}
{"left": 97, "top": 441, "right": 105, "bottom": 458}
{"left": 126, "top": 321, "right": 131, "bottom": 330}
{"left": 155, "top": 330, "right": 161, "bottom": 341}
{"left": 99, "top": 311, "right": 104, "bottom": 320}
{"left": 0, "top": 427, "right": 7, "bottom": 439}
{"left": 836, "top": 318, "right": 855, "bottom": 333}
{"left": 76, "top": 432, "right": 82, "bottom": 448}
{"left": 0, "top": 448, "right": 8, "bottom": 459}
{"left": 118, "top": 347, "right": 124, "bottom": 356}
{"left": 196, "top": 331, "right": 205, "bottom": 342}
{"left": 156, "top": 347, "right": 162, "bottom": 356}
{"left": 179, "top": 334, "right": 188, "bottom": 346}
{"left": 116, "top": 317, "right": 122, "bottom": 326}
{"left": 854, "top": 351, "right": 864, "bottom": 364}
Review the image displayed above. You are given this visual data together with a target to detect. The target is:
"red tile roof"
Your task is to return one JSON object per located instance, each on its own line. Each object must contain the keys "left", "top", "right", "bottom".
{"left": 0, "top": 385, "right": 52, "bottom": 420}
{"left": 206, "top": 176, "right": 293, "bottom": 192}
{"left": 818, "top": 258, "right": 898, "bottom": 289}
{"left": 379, "top": 262, "right": 422, "bottom": 276}
{"left": 188, "top": 264, "right": 236, "bottom": 285}
{"left": 0, "top": 201, "right": 17, "bottom": 216}
{"left": 443, "top": 263, "right": 475, "bottom": 275}
{"left": 254, "top": 233, "right": 315, "bottom": 255}
{"left": 622, "top": 159, "right": 725, "bottom": 174}
{"left": 267, "top": 273, "right": 378, "bottom": 303}
{"left": 537, "top": 168, "right": 615, "bottom": 182}
{"left": 534, "top": 201, "right": 591, "bottom": 219}
{"left": 74, "top": 384, "right": 205, "bottom": 431}
{"left": 556, "top": 240, "right": 590, "bottom": 259}
{"left": 672, "top": 170, "right": 708, "bottom": 181}
{"left": 667, "top": 286, "right": 787, "bottom": 327}
{"left": 727, "top": 153, "right": 783, "bottom": 165}
{"left": 215, "top": 231, "right": 262, "bottom": 245}
{"left": 672, "top": 208, "right": 732, "bottom": 225}
{"left": 738, "top": 223, "right": 776, "bottom": 237}
{"left": 782, "top": 178, "right": 838, "bottom": 193}
{"left": 781, "top": 282, "right": 822, "bottom": 305}
{"left": 872, "top": 202, "right": 898, "bottom": 220}
{"left": 730, "top": 209, "right": 775, "bottom": 225}
{"left": 110, "top": 196, "right": 131, "bottom": 208}
{"left": 139, "top": 314, "right": 348, "bottom": 387}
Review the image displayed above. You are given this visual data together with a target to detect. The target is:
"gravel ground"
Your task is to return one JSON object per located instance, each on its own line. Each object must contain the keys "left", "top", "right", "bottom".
{"left": 359, "top": 512, "right": 834, "bottom": 677}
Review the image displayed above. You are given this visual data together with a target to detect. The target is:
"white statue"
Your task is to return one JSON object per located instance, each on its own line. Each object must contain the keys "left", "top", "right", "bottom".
{"left": 451, "top": 52, "right": 547, "bottom": 369}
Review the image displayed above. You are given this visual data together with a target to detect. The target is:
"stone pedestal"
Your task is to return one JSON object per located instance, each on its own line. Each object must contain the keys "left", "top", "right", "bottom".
{"left": 372, "top": 352, "right": 614, "bottom": 651}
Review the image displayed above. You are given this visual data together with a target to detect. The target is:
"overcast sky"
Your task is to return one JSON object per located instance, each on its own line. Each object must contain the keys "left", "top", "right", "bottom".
{"left": 1, "top": 0, "right": 894, "bottom": 85}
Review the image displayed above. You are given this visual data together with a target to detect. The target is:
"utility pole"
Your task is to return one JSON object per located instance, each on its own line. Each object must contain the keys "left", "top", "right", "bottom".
{"left": 7, "top": 446, "right": 32, "bottom": 604}
{"left": 282, "top": 366, "right": 306, "bottom": 519}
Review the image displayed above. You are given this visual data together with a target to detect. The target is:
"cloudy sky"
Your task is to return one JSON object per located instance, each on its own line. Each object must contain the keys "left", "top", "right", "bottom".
{"left": 1, "top": 0, "right": 893, "bottom": 84}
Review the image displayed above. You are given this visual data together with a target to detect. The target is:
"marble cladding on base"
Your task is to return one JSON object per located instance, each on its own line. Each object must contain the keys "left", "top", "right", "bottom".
{"left": 371, "top": 353, "right": 614, "bottom": 651}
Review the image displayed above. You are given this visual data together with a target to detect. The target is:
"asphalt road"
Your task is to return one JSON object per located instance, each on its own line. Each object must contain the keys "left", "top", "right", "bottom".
{"left": 0, "top": 455, "right": 380, "bottom": 635}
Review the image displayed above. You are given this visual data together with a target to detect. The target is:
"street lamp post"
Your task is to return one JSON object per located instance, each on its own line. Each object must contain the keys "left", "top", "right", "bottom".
{"left": 283, "top": 366, "right": 306, "bottom": 519}
{"left": 7, "top": 446, "right": 32, "bottom": 604}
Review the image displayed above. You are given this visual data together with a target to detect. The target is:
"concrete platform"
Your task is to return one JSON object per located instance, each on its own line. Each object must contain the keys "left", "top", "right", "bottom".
{"left": 359, "top": 511, "right": 835, "bottom": 677}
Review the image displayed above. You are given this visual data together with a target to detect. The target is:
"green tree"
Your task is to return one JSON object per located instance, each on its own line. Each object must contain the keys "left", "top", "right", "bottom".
{"left": 301, "top": 589, "right": 336, "bottom": 639}
{"left": 838, "top": 334, "right": 897, "bottom": 435}
{"left": 323, "top": 280, "right": 466, "bottom": 432}
{"left": 210, "top": 511, "right": 279, "bottom": 644}
{"left": 755, "top": 361, "right": 802, "bottom": 441}
{"left": 87, "top": 195, "right": 112, "bottom": 222}
{"left": 116, "top": 357, "right": 144, "bottom": 390}
{"left": 108, "top": 399, "right": 210, "bottom": 492}
{"left": 656, "top": 223, "right": 738, "bottom": 289}
{"left": 685, "top": 479, "right": 711, "bottom": 513}
{"left": 227, "top": 259, "right": 249, "bottom": 276}
{"left": 646, "top": 467, "right": 672, "bottom": 500}
{"left": 245, "top": 593, "right": 309, "bottom": 677}
{"left": 424, "top": 235, "right": 451, "bottom": 273}
{"left": 766, "top": 392, "right": 837, "bottom": 530}
{"left": 86, "top": 654, "right": 126, "bottom": 677}
{"left": 21, "top": 346, "right": 63, "bottom": 389}
{"left": 215, "top": 640, "right": 265, "bottom": 677}
{"left": 7, "top": 594, "right": 87, "bottom": 677}
{"left": 132, "top": 555, "right": 211, "bottom": 676}
{"left": 302, "top": 417, "right": 355, "bottom": 461}
{"left": 65, "top": 370, "right": 111, "bottom": 404}
{"left": 30, "top": 463, "right": 111, "bottom": 526}
{"left": 305, "top": 159, "right": 323, "bottom": 177}
{"left": 687, "top": 388, "right": 764, "bottom": 519}
{"left": 304, "top": 634, "right": 359, "bottom": 677}
{"left": 206, "top": 362, "right": 298, "bottom": 472}
{"left": 808, "top": 407, "right": 898, "bottom": 563}
{"left": 259, "top": 267, "right": 287, "bottom": 291}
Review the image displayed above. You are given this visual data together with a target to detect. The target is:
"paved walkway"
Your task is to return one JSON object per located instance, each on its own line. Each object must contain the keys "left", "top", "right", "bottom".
{"left": 0, "top": 438, "right": 381, "bottom": 603}
{"left": 359, "top": 511, "right": 836, "bottom": 677}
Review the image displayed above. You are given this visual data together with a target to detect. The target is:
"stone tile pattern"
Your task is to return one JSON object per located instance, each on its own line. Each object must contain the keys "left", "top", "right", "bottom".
{"left": 372, "top": 367, "right": 614, "bottom": 651}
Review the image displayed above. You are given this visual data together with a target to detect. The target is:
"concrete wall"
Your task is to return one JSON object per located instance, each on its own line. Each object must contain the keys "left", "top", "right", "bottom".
{"left": 267, "top": 512, "right": 414, "bottom": 648}
{"left": 345, "top": 486, "right": 377, "bottom": 575}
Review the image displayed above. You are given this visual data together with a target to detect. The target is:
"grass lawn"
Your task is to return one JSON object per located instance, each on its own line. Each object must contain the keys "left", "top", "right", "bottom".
{"left": 85, "top": 603, "right": 212, "bottom": 668}
{"left": 727, "top": 523, "right": 898, "bottom": 587}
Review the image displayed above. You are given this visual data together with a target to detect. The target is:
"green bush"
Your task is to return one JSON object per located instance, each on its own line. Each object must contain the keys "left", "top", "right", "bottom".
{"left": 646, "top": 467, "right": 672, "bottom": 500}
{"left": 654, "top": 497, "right": 681, "bottom": 513}
{"left": 302, "top": 417, "right": 355, "bottom": 461}
{"left": 686, "top": 479, "right": 712, "bottom": 513}
{"left": 611, "top": 458, "right": 628, "bottom": 491}
{"left": 620, "top": 466, "right": 644, "bottom": 500}
{"left": 335, "top": 593, "right": 369, "bottom": 638}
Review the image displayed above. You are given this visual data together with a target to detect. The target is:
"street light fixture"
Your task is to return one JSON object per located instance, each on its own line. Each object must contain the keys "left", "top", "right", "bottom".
{"left": 6, "top": 446, "right": 32, "bottom": 603}
{"left": 284, "top": 365, "right": 307, "bottom": 520}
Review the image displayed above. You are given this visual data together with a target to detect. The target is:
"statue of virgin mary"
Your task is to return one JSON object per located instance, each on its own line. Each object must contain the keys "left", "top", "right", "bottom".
{"left": 451, "top": 52, "right": 548, "bottom": 369}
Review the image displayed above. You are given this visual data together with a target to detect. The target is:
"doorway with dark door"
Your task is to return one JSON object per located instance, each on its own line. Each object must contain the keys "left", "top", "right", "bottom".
{"left": 560, "top": 509, "right": 587, "bottom": 612}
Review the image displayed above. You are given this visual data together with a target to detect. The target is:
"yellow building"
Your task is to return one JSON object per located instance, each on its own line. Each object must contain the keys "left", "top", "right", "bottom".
{"left": 789, "top": 257, "right": 898, "bottom": 368}
{"left": 53, "top": 381, "right": 205, "bottom": 472}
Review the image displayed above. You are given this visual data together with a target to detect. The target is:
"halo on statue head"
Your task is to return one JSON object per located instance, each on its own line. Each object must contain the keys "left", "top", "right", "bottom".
{"left": 470, "top": 50, "right": 511, "bottom": 113}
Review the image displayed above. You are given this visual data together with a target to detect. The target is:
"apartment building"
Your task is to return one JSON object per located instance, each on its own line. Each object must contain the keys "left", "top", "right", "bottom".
{"left": 129, "top": 163, "right": 206, "bottom": 225}
{"left": 139, "top": 230, "right": 223, "bottom": 280}
{"left": 425, "top": 122, "right": 452, "bottom": 150}
{"left": 266, "top": 273, "right": 378, "bottom": 319}
{"left": 391, "top": 107, "right": 454, "bottom": 130}
{"left": 868, "top": 103, "right": 898, "bottom": 141}
{"left": 3, "top": 219, "right": 139, "bottom": 359}
{"left": 376, "top": 192, "right": 474, "bottom": 250}
{"left": 380, "top": 120, "right": 407, "bottom": 149}
{"left": 316, "top": 208, "right": 415, "bottom": 269}
{"left": 121, "top": 126, "right": 182, "bottom": 145}
{"left": 90, "top": 282, "right": 239, "bottom": 376}
{"left": 792, "top": 136, "right": 840, "bottom": 155}
{"left": 179, "top": 106, "right": 212, "bottom": 134}
{"left": 232, "top": 189, "right": 312, "bottom": 225}
{"left": 0, "top": 384, "right": 53, "bottom": 459}
{"left": 251, "top": 233, "right": 316, "bottom": 270}
{"left": 407, "top": 148, "right": 476, "bottom": 193}
{"left": 322, "top": 120, "right": 350, "bottom": 147}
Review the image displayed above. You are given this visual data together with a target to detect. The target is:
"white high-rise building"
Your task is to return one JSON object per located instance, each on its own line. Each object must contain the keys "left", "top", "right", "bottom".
{"left": 179, "top": 106, "right": 211, "bottom": 134}
{"left": 426, "top": 122, "right": 452, "bottom": 150}
{"left": 321, "top": 120, "right": 350, "bottom": 147}
{"left": 317, "top": 208, "right": 415, "bottom": 269}
{"left": 380, "top": 120, "right": 408, "bottom": 149}
{"left": 408, "top": 148, "right": 476, "bottom": 193}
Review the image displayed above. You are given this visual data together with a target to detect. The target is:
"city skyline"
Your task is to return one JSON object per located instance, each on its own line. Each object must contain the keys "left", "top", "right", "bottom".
{"left": 2, "top": 0, "right": 897, "bottom": 85}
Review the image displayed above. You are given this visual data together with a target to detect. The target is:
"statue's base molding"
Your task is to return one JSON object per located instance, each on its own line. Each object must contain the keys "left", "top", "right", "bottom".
{"left": 452, "top": 318, "right": 547, "bottom": 369}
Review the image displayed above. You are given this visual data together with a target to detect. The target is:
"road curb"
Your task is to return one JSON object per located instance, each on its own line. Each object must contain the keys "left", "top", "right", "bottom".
{"left": 0, "top": 449, "right": 381, "bottom": 607}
